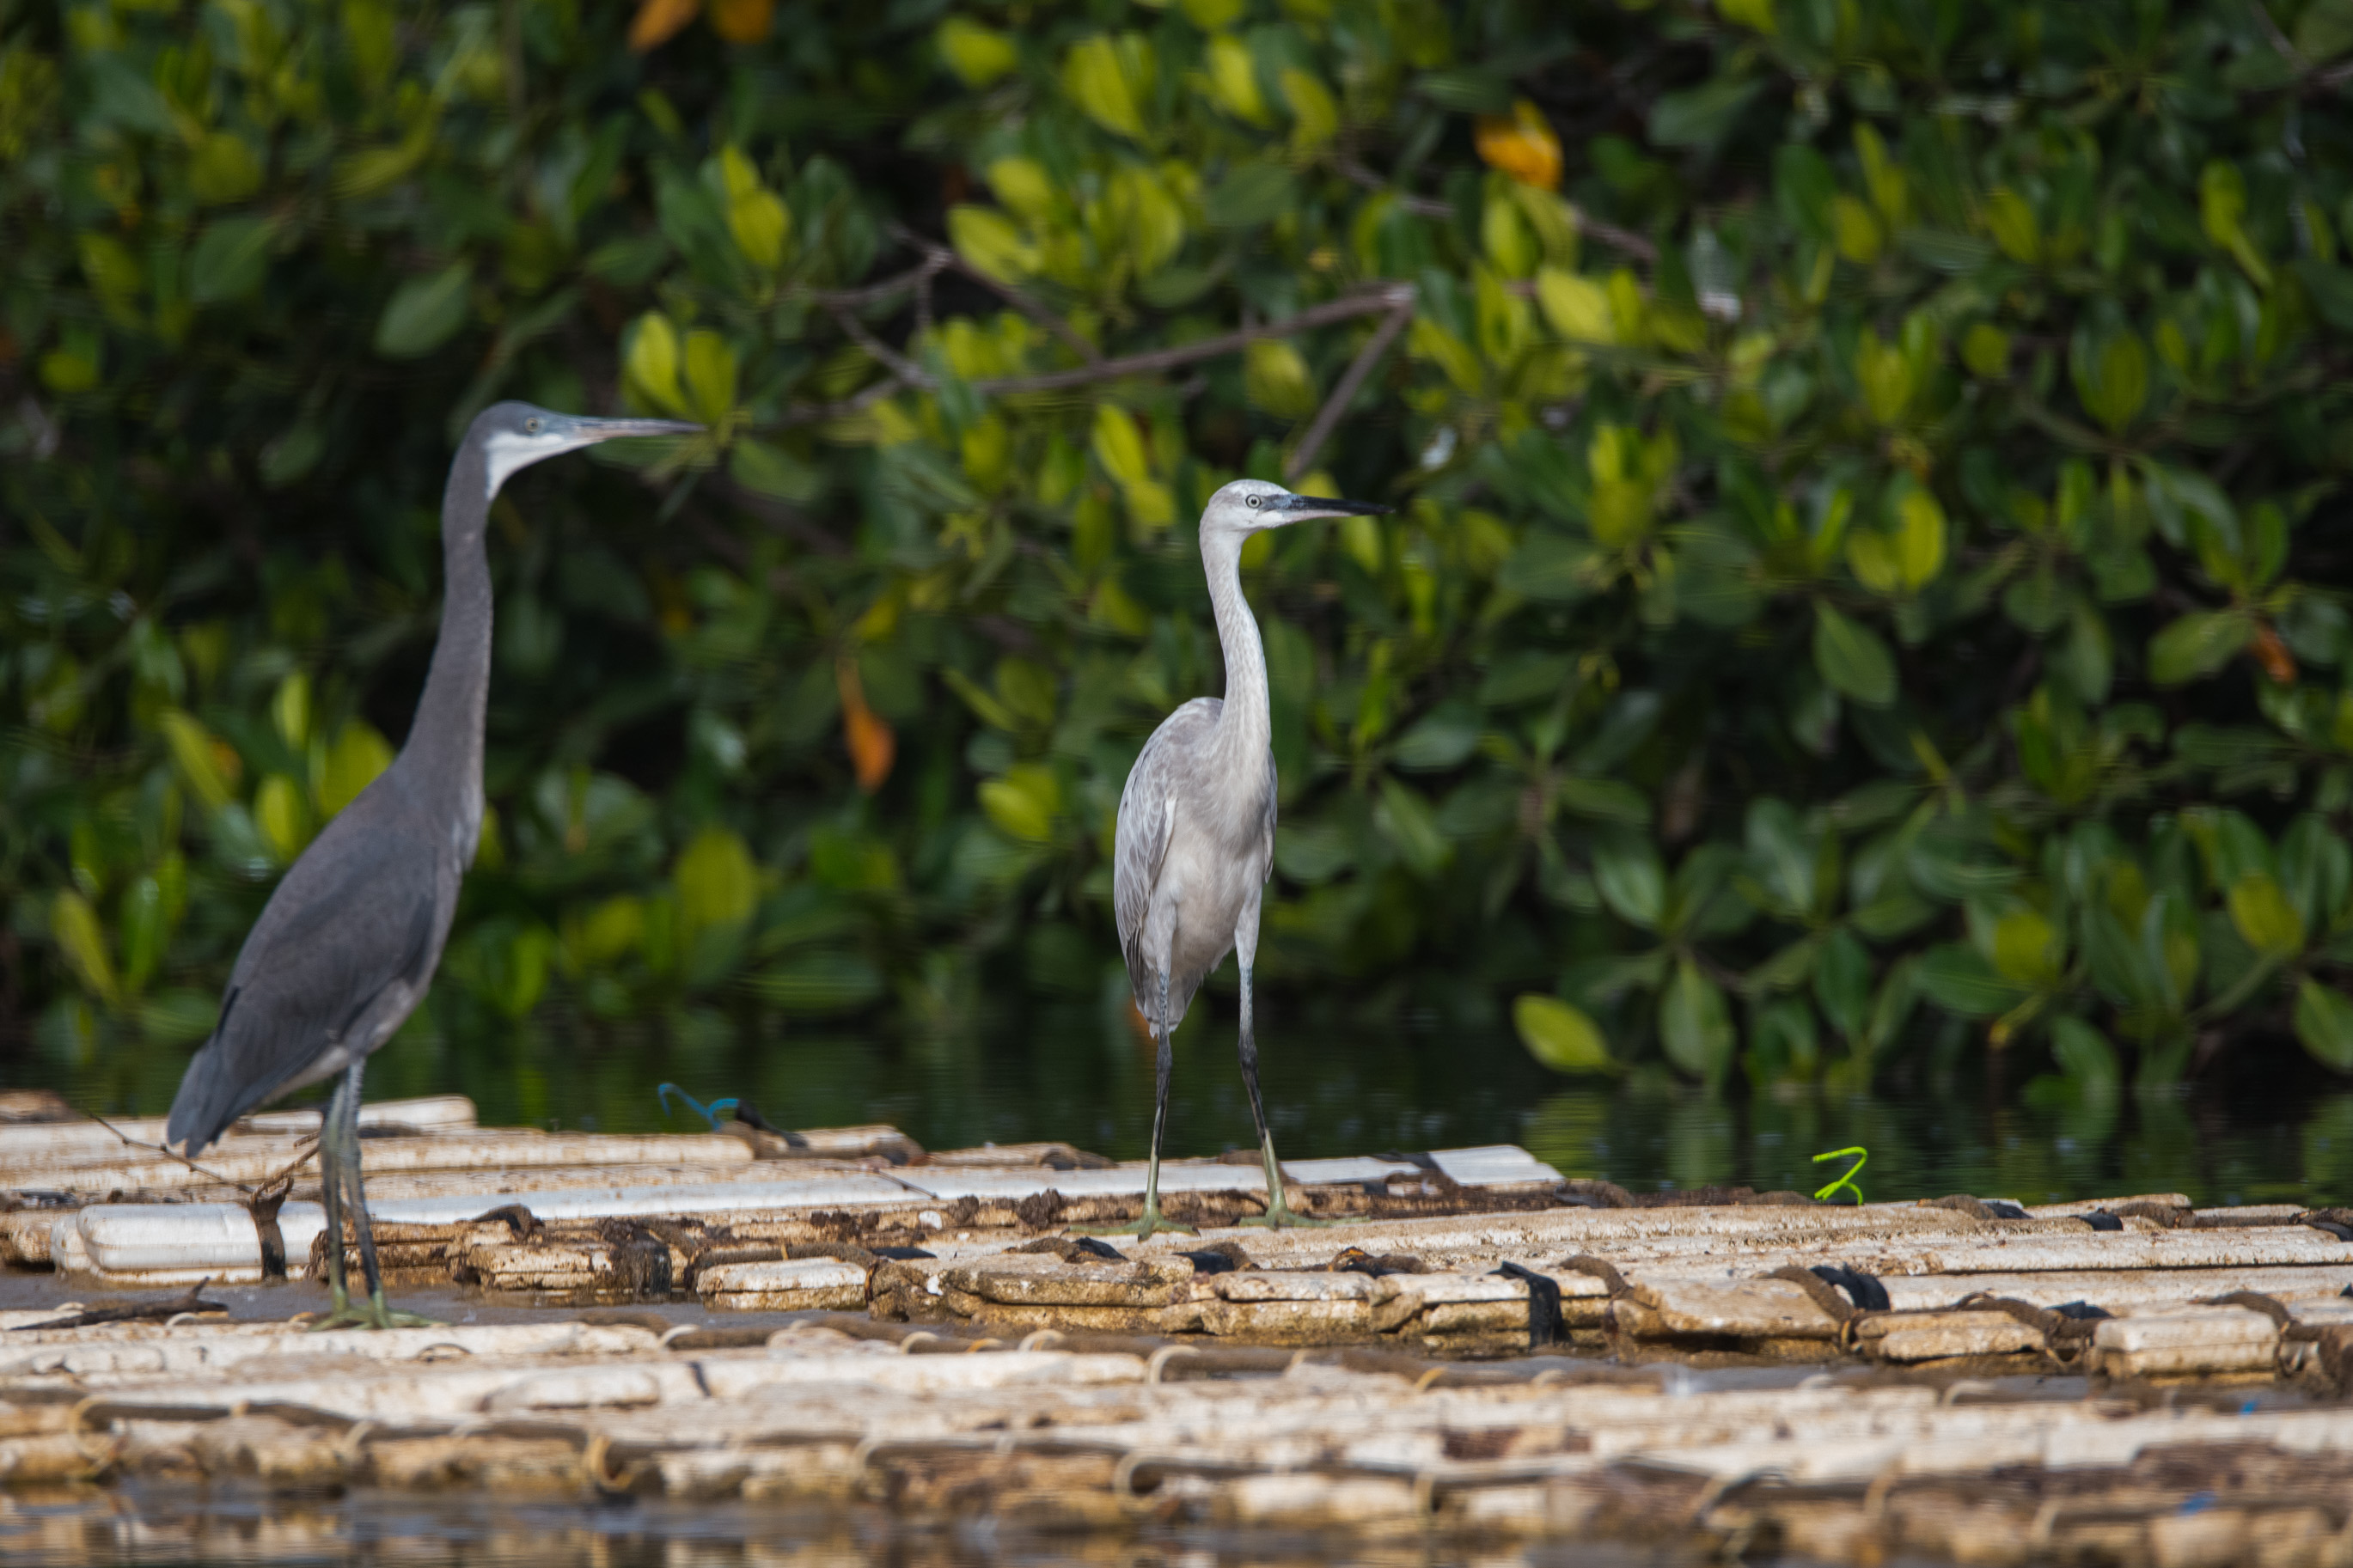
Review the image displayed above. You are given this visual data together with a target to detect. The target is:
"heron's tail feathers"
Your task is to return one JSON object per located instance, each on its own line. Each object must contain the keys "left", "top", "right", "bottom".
{"left": 163, "top": 1036, "right": 237, "bottom": 1157}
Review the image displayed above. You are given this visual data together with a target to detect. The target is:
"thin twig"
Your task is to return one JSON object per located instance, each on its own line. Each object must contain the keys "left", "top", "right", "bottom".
{"left": 889, "top": 223, "right": 1103, "bottom": 365}
{"left": 84, "top": 1112, "right": 321, "bottom": 1197}
{"left": 1287, "top": 298, "right": 1415, "bottom": 482}
{"left": 2248, "top": 0, "right": 2305, "bottom": 65}
{"left": 799, "top": 262, "right": 940, "bottom": 309}
{"left": 765, "top": 286, "right": 1415, "bottom": 427}
{"left": 1334, "top": 156, "right": 1659, "bottom": 265}
{"left": 824, "top": 299, "right": 934, "bottom": 388}
{"left": 969, "top": 285, "right": 1414, "bottom": 396}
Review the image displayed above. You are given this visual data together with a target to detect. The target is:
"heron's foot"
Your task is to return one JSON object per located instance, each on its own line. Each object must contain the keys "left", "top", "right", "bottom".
{"left": 1236, "top": 1192, "right": 1351, "bottom": 1229}
{"left": 1074, "top": 1199, "right": 1196, "bottom": 1241}
{"left": 308, "top": 1290, "right": 438, "bottom": 1332}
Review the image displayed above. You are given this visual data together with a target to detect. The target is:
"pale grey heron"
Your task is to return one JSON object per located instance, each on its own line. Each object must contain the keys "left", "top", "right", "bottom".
{"left": 1101, "top": 477, "right": 1390, "bottom": 1240}
{"left": 163, "top": 401, "right": 698, "bottom": 1328}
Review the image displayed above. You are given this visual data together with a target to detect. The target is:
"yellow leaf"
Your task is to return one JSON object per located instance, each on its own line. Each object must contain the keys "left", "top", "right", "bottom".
{"left": 1122, "top": 475, "right": 1176, "bottom": 530}
{"left": 938, "top": 15, "right": 1018, "bottom": 87}
{"left": 1855, "top": 123, "right": 1909, "bottom": 225}
{"left": 1990, "top": 907, "right": 2061, "bottom": 986}
{"left": 1244, "top": 339, "right": 1317, "bottom": 419}
{"left": 1091, "top": 403, "right": 1151, "bottom": 486}
{"left": 271, "top": 670, "right": 310, "bottom": 749}
{"left": 1279, "top": 67, "right": 1337, "bottom": 154}
{"left": 1845, "top": 529, "right": 1901, "bottom": 595}
{"left": 727, "top": 186, "right": 789, "bottom": 270}
{"left": 1892, "top": 488, "right": 1946, "bottom": 589}
{"left": 1535, "top": 266, "right": 1614, "bottom": 343}
{"left": 1204, "top": 35, "right": 1268, "bottom": 125}
{"left": 254, "top": 773, "right": 312, "bottom": 864}
{"left": 1473, "top": 101, "right": 1561, "bottom": 192}
{"left": 675, "top": 827, "right": 759, "bottom": 935}
{"left": 946, "top": 204, "right": 1039, "bottom": 284}
{"left": 1062, "top": 34, "right": 1153, "bottom": 142}
{"left": 1961, "top": 323, "right": 2010, "bottom": 378}
{"left": 1514, "top": 993, "right": 1616, "bottom": 1072}
{"left": 52, "top": 890, "right": 119, "bottom": 1007}
{"left": 707, "top": 0, "right": 771, "bottom": 44}
{"left": 1482, "top": 191, "right": 1537, "bottom": 278}
{"left": 1854, "top": 327, "right": 1913, "bottom": 424}
{"left": 628, "top": 0, "right": 700, "bottom": 52}
{"left": 625, "top": 312, "right": 688, "bottom": 417}
{"left": 986, "top": 157, "right": 1056, "bottom": 224}
{"left": 157, "top": 710, "right": 235, "bottom": 810}
{"left": 2228, "top": 871, "right": 2307, "bottom": 957}
{"left": 1983, "top": 186, "right": 2040, "bottom": 264}
{"left": 317, "top": 720, "right": 392, "bottom": 819}
{"left": 980, "top": 763, "right": 1061, "bottom": 842}
{"left": 1831, "top": 193, "right": 1881, "bottom": 264}
{"left": 682, "top": 329, "right": 738, "bottom": 426}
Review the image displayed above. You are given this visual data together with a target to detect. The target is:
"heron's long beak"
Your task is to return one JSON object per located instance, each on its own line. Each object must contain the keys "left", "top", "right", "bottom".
{"left": 575, "top": 418, "right": 705, "bottom": 442}
{"left": 1278, "top": 493, "right": 1391, "bottom": 522}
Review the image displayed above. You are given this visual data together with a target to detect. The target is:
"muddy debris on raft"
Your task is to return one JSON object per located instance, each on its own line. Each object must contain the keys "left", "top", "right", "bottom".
{"left": 5, "top": 1096, "right": 2353, "bottom": 1565}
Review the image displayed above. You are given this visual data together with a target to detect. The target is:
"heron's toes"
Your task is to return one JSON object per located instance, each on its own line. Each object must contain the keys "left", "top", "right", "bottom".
{"left": 1236, "top": 1201, "right": 1349, "bottom": 1229}
{"left": 1072, "top": 1207, "right": 1196, "bottom": 1241}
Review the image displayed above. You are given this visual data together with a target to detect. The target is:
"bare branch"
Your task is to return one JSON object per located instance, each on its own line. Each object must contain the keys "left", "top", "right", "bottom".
{"left": 770, "top": 371, "right": 911, "bottom": 430}
{"left": 969, "top": 286, "right": 1415, "bottom": 397}
{"left": 85, "top": 1112, "right": 317, "bottom": 1197}
{"left": 825, "top": 299, "right": 935, "bottom": 389}
{"left": 1334, "top": 155, "right": 1659, "bottom": 265}
{"left": 888, "top": 223, "right": 1103, "bottom": 366}
{"left": 799, "top": 261, "right": 942, "bottom": 310}
{"left": 1287, "top": 299, "right": 1415, "bottom": 483}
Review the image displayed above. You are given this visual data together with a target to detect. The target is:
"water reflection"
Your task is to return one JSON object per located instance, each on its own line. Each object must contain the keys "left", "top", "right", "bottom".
{"left": 12, "top": 995, "right": 2350, "bottom": 1208}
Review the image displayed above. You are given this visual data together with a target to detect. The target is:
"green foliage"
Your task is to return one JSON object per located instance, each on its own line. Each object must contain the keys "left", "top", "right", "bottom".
{"left": 8, "top": 0, "right": 2353, "bottom": 1100}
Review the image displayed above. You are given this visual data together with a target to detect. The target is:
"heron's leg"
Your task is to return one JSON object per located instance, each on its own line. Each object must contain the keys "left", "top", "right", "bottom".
{"left": 1230, "top": 909, "right": 1342, "bottom": 1230}
{"left": 314, "top": 1061, "right": 437, "bottom": 1330}
{"left": 1078, "top": 968, "right": 1195, "bottom": 1240}
{"left": 311, "top": 1073, "right": 351, "bottom": 1322}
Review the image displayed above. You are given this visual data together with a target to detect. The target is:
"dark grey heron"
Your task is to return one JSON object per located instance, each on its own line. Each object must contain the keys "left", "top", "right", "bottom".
{"left": 1101, "top": 478, "right": 1390, "bottom": 1241}
{"left": 164, "top": 402, "right": 698, "bottom": 1329}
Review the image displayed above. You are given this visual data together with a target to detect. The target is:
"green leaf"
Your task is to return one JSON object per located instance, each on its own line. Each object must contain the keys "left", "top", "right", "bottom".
{"left": 1812, "top": 601, "right": 1897, "bottom": 706}
{"left": 1554, "top": 775, "right": 1652, "bottom": 827}
{"left": 1914, "top": 943, "right": 2031, "bottom": 1017}
{"left": 730, "top": 439, "right": 823, "bottom": 503}
{"left": 2148, "top": 610, "right": 2251, "bottom": 686}
{"left": 1659, "top": 958, "right": 1735, "bottom": 1080}
{"left": 1498, "top": 532, "right": 1599, "bottom": 603}
{"left": 1592, "top": 835, "right": 1665, "bottom": 929}
{"left": 937, "top": 15, "right": 1019, "bottom": 86}
{"left": 980, "top": 763, "right": 1060, "bottom": 842}
{"left": 374, "top": 261, "right": 474, "bottom": 358}
{"left": 1374, "top": 776, "right": 1452, "bottom": 877}
{"left": 187, "top": 216, "right": 277, "bottom": 304}
{"left": 2293, "top": 979, "right": 2353, "bottom": 1072}
{"left": 1391, "top": 701, "right": 1480, "bottom": 771}
{"left": 682, "top": 331, "right": 739, "bottom": 426}
{"left": 1989, "top": 906, "right": 2062, "bottom": 986}
{"left": 2049, "top": 1015, "right": 2119, "bottom": 1095}
{"left": 2071, "top": 326, "right": 2148, "bottom": 435}
{"left": 1513, "top": 994, "right": 1617, "bottom": 1073}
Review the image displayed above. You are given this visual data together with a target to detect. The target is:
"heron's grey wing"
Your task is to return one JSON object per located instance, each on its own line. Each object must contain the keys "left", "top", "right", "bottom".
{"left": 1258, "top": 747, "right": 1279, "bottom": 884}
{"left": 1113, "top": 699, "right": 1219, "bottom": 966}
{"left": 165, "top": 812, "right": 443, "bottom": 1154}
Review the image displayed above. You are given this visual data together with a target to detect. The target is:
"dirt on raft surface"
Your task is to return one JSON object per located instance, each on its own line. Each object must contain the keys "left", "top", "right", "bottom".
{"left": 7, "top": 1102, "right": 2353, "bottom": 1565}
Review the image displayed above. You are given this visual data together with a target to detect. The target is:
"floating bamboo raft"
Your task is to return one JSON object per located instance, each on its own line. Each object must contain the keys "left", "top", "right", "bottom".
{"left": 5, "top": 1095, "right": 2352, "bottom": 1563}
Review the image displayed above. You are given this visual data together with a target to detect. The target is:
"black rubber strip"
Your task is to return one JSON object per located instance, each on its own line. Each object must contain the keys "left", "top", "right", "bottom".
{"left": 1492, "top": 1260, "right": 1563, "bottom": 1347}
{"left": 1809, "top": 1264, "right": 1890, "bottom": 1313}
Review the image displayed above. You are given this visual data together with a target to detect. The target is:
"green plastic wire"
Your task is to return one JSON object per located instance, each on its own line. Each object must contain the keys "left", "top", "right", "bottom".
{"left": 1812, "top": 1145, "right": 1867, "bottom": 1205}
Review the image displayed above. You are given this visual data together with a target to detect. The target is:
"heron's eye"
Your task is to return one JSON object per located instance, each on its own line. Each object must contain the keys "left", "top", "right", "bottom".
{"left": 1246, "top": 494, "right": 1261, "bottom": 509}
{"left": 525, "top": 418, "right": 542, "bottom": 434}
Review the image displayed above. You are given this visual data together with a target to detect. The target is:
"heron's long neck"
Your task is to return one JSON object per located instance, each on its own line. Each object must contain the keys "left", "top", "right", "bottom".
{"left": 400, "top": 452, "right": 493, "bottom": 831}
{"left": 1202, "top": 529, "right": 1270, "bottom": 772}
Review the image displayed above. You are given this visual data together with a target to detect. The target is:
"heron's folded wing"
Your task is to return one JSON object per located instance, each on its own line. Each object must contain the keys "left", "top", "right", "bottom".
{"left": 166, "top": 821, "right": 443, "bottom": 1152}
{"left": 1112, "top": 699, "right": 1218, "bottom": 949}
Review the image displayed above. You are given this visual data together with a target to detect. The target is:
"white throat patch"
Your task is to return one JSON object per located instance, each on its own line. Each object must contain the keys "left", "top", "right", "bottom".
{"left": 481, "top": 430, "right": 574, "bottom": 498}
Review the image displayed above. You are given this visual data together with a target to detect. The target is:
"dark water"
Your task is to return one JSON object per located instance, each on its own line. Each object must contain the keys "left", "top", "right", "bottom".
{"left": 13, "top": 985, "right": 2352, "bottom": 1209}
